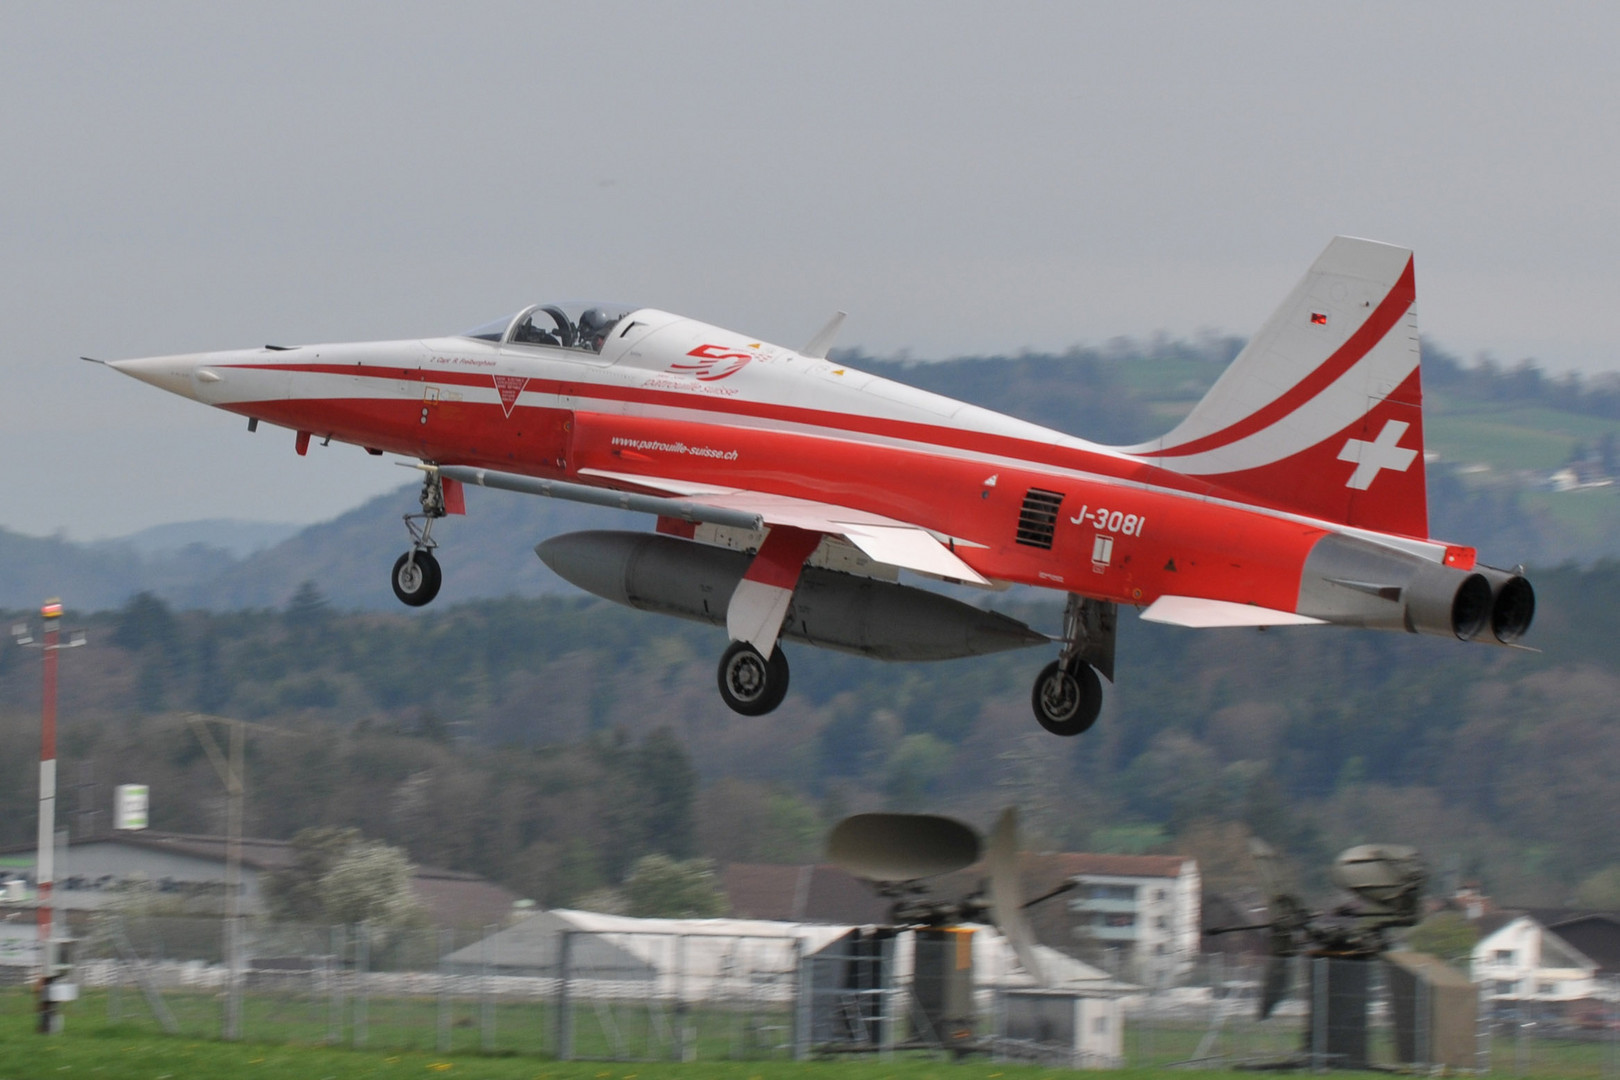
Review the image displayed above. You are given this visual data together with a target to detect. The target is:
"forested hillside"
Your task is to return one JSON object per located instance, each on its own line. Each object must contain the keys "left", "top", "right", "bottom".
{"left": 2, "top": 559, "right": 1617, "bottom": 909}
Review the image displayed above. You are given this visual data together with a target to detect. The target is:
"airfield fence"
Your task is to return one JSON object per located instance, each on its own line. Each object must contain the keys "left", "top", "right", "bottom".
{"left": 7, "top": 914, "right": 1620, "bottom": 1073}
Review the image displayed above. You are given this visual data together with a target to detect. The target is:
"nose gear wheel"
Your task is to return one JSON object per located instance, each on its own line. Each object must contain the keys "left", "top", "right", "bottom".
{"left": 391, "top": 550, "right": 442, "bottom": 606}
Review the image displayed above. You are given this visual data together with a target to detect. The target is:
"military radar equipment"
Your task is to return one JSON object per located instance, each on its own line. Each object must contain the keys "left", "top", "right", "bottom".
{"left": 819, "top": 807, "right": 1058, "bottom": 1055}
{"left": 1209, "top": 840, "right": 1430, "bottom": 1070}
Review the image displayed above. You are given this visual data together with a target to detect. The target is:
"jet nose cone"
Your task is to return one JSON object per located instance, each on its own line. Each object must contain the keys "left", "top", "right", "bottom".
{"left": 108, "top": 354, "right": 206, "bottom": 401}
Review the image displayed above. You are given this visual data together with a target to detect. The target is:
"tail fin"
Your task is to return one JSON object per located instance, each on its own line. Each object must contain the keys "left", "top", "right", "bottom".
{"left": 1123, "top": 236, "right": 1427, "bottom": 538}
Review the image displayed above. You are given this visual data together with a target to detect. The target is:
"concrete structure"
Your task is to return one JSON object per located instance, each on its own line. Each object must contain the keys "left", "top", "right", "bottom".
{"left": 0, "top": 831, "right": 518, "bottom": 930}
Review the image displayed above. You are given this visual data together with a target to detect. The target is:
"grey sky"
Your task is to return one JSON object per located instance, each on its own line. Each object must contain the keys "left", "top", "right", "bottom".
{"left": 4, "top": 2, "right": 1616, "bottom": 539}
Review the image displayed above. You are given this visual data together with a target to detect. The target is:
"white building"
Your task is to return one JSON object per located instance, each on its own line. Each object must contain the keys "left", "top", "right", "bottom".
{"left": 0, "top": 831, "right": 518, "bottom": 930}
{"left": 1471, "top": 915, "right": 1599, "bottom": 1005}
{"left": 1041, "top": 853, "right": 1201, "bottom": 987}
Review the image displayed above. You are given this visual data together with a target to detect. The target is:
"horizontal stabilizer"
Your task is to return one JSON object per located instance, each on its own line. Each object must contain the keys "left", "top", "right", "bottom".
{"left": 1141, "top": 595, "right": 1326, "bottom": 628}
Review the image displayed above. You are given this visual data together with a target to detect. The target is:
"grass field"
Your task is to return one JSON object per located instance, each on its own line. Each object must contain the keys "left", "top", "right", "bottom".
{"left": 0, "top": 991, "right": 1108, "bottom": 1080}
{"left": 7, "top": 988, "right": 1620, "bottom": 1080}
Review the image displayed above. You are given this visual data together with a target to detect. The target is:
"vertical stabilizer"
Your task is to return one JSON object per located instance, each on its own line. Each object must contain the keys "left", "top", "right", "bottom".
{"left": 1123, "top": 237, "right": 1427, "bottom": 538}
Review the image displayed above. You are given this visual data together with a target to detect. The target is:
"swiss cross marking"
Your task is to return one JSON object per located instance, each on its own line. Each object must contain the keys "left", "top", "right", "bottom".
{"left": 1338, "top": 419, "right": 1418, "bottom": 490}
{"left": 492, "top": 375, "right": 528, "bottom": 418}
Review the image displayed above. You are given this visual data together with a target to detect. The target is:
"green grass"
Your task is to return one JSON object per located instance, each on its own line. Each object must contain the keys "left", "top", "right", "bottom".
{"left": 0, "top": 993, "right": 1086, "bottom": 1080}
{"left": 1424, "top": 403, "right": 1620, "bottom": 471}
{"left": 9, "top": 990, "right": 1620, "bottom": 1079}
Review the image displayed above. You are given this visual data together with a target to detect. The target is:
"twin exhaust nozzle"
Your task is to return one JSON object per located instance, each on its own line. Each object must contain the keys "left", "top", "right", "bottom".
{"left": 1384, "top": 561, "right": 1533, "bottom": 644}
{"left": 1302, "top": 535, "right": 1534, "bottom": 645}
{"left": 1452, "top": 566, "right": 1536, "bottom": 644}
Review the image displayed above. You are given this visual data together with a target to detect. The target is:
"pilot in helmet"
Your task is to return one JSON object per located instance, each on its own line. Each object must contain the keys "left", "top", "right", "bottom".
{"left": 578, "top": 308, "right": 619, "bottom": 353}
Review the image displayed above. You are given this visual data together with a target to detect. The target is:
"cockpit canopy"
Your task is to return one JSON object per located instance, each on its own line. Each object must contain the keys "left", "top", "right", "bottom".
{"left": 463, "top": 302, "right": 639, "bottom": 353}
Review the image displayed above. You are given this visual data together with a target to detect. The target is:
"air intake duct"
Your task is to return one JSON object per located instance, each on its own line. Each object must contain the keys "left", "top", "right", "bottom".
{"left": 1475, "top": 565, "right": 1536, "bottom": 643}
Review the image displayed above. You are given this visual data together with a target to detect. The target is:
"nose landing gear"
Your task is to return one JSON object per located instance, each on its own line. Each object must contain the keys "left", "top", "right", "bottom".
{"left": 392, "top": 469, "right": 448, "bottom": 607}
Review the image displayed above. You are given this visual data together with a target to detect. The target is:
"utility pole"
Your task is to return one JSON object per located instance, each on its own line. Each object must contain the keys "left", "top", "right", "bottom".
{"left": 185, "top": 713, "right": 245, "bottom": 1041}
{"left": 13, "top": 600, "right": 86, "bottom": 1033}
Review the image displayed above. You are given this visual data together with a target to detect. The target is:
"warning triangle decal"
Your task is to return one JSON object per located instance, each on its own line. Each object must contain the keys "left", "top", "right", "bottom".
{"left": 492, "top": 375, "right": 528, "bottom": 418}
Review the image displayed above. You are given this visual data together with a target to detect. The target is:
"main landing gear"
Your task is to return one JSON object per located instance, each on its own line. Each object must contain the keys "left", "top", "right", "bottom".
{"left": 1032, "top": 594, "right": 1117, "bottom": 736}
{"left": 717, "top": 641, "right": 791, "bottom": 716}
{"left": 392, "top": 470, "right": 446, "bottom": 607}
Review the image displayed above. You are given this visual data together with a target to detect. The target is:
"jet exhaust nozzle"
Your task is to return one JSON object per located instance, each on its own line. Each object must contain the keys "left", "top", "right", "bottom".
{"left": 1402, "top": 563, "right": 1492, "bottom": 640}
{"left": 536, "top": 530, "right": 1048, "bottom": 661}
{"left": 1475, "top": 565, "right": 1536, "bottom": 644}
{"left": 1298, "top": 534, "right": 1529, "bottom": 643}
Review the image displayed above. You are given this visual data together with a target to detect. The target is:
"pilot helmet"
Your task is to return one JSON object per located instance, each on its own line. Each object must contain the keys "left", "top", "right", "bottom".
{"left": 578, "top": 307, "right": 619, "bottom": 350}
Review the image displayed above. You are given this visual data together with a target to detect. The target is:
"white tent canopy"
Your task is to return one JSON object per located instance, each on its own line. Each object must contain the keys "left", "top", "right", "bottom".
{"left": 445, "top": 910, "right": 1133, "bottom": 1000}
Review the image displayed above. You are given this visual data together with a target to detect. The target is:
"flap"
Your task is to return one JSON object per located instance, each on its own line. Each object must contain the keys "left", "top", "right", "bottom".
{"left": 1140, "top": 595, "right": 1326, "bottom": 628}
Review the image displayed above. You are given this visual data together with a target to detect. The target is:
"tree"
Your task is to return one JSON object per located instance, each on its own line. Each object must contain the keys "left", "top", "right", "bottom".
{"left": 1574, "top": 865, "right": 1620, "bottom": 910}
{"left": 882, "top": 733, "right": 951, "bottom": 810}
{"left": 114, "top": 591, "right": 181, "bottom": 711}
{"left": 263, "top": 826, "right": 362, "bottom": 923}
{"left": 631, "top": 727, "right": 697, "bottom": 858}
{"left": 622, "top": 855, "right": 727, "bottom": 918}
{"left": 262, "top": 826, "right": 423, "bottom": 929}
{"left": 1402, "top": 912, "right": 1479, "bottom": 963}
{"left": 318, "top": 841, "right": 422, "bottom": 929}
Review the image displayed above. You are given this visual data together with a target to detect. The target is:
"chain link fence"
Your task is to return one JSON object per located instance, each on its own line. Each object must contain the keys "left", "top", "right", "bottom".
{"left": 9, "top": 914, "right": 1620, "bottom": 1073}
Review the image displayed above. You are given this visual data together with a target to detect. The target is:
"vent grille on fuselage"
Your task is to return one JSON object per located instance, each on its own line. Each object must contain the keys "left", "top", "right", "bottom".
{"left": 1016, "top": 488, "right": 1065, "bottom": 549}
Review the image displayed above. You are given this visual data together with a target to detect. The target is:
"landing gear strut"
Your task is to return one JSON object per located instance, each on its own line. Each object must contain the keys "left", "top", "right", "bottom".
{"left": 1031, "top": 593, "right": 1116, "bottom": 736}
{"left": 392, "top": 469, "right": 446, "bottom": 607}
{"left": 717, "top": 641, "right": 790, "bottom": 716}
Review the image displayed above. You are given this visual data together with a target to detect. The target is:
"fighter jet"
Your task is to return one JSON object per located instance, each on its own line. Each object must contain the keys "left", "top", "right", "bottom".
{"left": 105, "top": 237, "right": 1535, "bottom": 734}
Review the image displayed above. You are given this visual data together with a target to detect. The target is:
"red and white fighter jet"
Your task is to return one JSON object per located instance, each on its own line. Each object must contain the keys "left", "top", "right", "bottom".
{"left": 106, "top": 237, "right": 1534, "bottom": 734}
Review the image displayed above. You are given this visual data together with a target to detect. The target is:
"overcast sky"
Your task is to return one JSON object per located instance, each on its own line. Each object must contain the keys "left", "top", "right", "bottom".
{"left": 5, "top": 2, "right": 1617, "bottom": 540}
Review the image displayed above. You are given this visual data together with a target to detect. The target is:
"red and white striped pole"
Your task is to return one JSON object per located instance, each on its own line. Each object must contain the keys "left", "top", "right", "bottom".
{"left": 36, "top": 599, "right": 61, "bottom": 991}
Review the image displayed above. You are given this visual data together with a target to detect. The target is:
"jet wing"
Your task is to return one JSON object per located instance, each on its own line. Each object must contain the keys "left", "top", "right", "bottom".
{"left": 439, "top": 464, "right": 990, "bottom": 585}
{"left": 580, "top": 468, "right": 992, "bottom": 585}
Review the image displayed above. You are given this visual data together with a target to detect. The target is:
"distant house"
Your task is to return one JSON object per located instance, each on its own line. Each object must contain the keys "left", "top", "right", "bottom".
{"left": 1543, "top": 913, "right": 1620, "bottom": 977}
{"left": 0, "top": 831, "right": 518, "bottom": 930}
{"left": 1471, "top": 915, "right": 1600, "bottom": 1007}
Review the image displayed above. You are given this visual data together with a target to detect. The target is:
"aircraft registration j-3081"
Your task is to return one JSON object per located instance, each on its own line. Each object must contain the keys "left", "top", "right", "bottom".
{"left": 104, "top": 237, "right": 1535, "bottom": 735}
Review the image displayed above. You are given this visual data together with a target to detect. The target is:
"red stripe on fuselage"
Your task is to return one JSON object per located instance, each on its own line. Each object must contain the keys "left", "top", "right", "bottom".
{"left": 1151, "top": 256, "right": 1416, "bottom": 458}
{"left": 223, "top": 360, "right": 1223, "bottom": 502}
{"left": 222, "top": 363, "right": 1346, "bottom": 608}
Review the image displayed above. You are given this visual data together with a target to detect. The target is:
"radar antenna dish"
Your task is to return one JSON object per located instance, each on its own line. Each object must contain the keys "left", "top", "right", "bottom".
{"left": 827, "top": 813, "right": 980, "bottom": 883}
{"left": 986, "top": 807, "right": 1045, "bottom": 985}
